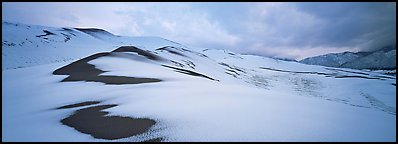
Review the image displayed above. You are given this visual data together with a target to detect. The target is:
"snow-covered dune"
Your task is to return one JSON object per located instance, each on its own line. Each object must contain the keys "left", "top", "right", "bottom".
{"left": 2, "top": 21, "right": 183, "bottom": 70}
{"left": 2, "top": 22, "right": 396, "bottom": 142}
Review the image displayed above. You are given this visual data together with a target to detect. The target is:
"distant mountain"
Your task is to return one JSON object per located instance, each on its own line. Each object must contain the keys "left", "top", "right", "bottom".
{"left": 299, "top": 45, "right": 396, "bottom": 70}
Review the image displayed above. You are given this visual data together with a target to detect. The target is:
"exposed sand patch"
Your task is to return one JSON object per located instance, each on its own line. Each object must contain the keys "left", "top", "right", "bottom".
{"left": 53, "top": 51, "right": 162, "bottom": 85}
{"left": 112, "top": 46, "right": 165, "bottom": 61}
{"left": 59, "top": 102, "right": 156, "bottom": 140}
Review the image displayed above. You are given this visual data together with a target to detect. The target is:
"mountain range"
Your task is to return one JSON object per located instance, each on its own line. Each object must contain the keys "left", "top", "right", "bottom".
{"left": 299, "top": 45, "right": 396, "bottom": 70}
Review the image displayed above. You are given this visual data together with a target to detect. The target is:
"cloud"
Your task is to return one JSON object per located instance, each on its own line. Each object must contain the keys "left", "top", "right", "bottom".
{"left": 2, "top": 2, "right": 132, "bottom": 34}
{"left": 113, "top": 3, "right": 240, "bottom": 49}
{"left": 294, "top": 2, "right": 396, "bottom": 51}
{"left": 232, "top": 2, "right": 396, "bottom": 59}
{"left": 2, "top": 2, "right": 396, "bottom": 60}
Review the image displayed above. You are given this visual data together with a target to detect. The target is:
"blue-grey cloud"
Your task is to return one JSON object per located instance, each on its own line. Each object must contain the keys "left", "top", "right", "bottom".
{"left": 294, "top": 2, "right": 396, "bottom": 51}
{"left": 2, "top": 2, "right": 396, "bottom": 60}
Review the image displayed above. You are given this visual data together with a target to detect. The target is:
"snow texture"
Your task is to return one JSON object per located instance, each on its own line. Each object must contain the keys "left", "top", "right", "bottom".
{"left": 2, "top": 22, "right": 396, "bottom": 142}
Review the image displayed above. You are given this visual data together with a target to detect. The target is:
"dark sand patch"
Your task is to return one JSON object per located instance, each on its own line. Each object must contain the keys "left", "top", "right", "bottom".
{"left": 259, "top": 67, "right": 330, "bottom": 76}
{"left": 36, "top": 30, "right": 56, "bottom": 38}
{"left": 112, "top": 46, "right": 165, "bottom": 61}
{"left": 60, "top": 104, "right": 156, "bottom": 140}
{"left": 53, "top": 52, "right": 109, "bottom": 76}
{"left": 162, "top": 65, "right": 218, "bottom": 81}
{"left": 334, "top": 75, "right": 381, "bottom": 80}
{"left": 57, "top": 101, "right": 100, "bottom": 109}
{"left": 53, "top": 51, "right": 162, "bottom": 85}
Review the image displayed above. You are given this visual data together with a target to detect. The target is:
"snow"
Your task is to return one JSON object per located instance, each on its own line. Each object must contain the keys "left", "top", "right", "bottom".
{"left": 299, "top": 51, "right": 360, "bottom": 67}
{"left": 1, "top": 21, "right": 184, "bottom": 70}
{"left": 342, "top": 50, "right": 396, "bottom": 69}
{"left": 299, "top": 48, "right": 396, "bottom": 70}
{"left": 2, "top": 22, "right": 396, "bottom": 142}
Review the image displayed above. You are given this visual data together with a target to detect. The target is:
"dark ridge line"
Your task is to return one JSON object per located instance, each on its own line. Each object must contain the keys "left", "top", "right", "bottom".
{"left": 260, "top": 67, "right": 330, "bottom": 76}
{"left": 170, "top": 60, "right": 185, "bottom": 68}
{"left": 374, "top": 75, "right": 396, "bottom": 80}
{"left": 325, "top": 68, "right": 370, "bottom": 75}
{"left": 161, "top": 65, "right": 218, "bottom": 81}
{"left": 112, "top": 46, "right": 165, "bottom": 61}
{"left": 155, "top": 46, "right": 188, "bottom": 57}
{"left": 197, "top": 53, "right": 209, "bottom": 58}
{"left": 57, "top": 101, "right": 101, "bottom": 109}
{"left": 61, "top": 28, "right": 74, "bottom": 31}
{"left": 62, "top": 75, "right": 162, "bottom": 85}
{"left": 75, "top": 28, "right": 113, "bottom": 35}
{"left": 226, "top": 69, "right": 240, "bottom": 76}
{"left": 159, "top": 37, "right": 186, "bottom": 48}
{"left": 225, "top": 72, "right": 238, "bottom": 78}
{"left": 60, "top": 28, "right": 77, "bottom": 36}
{"left": 182, "top": 60, "right": 196, "bottom": 69}
{"left": 177, "top": 47, "right": 209, "bottom": 58}
{"left": 259, "top": 67, "right": 386, "bottom": 80}
{"left": 332, "top": 66, "right": 396, "bottom": 79}
{"left": 219, "top": 63, "right": 247, "bottom": 74}
{"left": 334, "top": 75, "right": 381, "bottom": 80}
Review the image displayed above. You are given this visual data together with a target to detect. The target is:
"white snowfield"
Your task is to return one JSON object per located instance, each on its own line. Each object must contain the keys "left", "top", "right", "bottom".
{"left": 2, "top": 22, "right": 396, "bottom": 142}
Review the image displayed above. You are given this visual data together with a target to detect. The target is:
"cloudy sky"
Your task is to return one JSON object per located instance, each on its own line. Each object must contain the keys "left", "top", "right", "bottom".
{"left": 2, "top": 2, "right": 396, "bottom": 60}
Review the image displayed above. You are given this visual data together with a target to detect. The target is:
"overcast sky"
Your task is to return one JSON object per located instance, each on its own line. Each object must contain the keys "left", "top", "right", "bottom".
{"left": 2, "top": 2, "right": 396, "bottom": 60}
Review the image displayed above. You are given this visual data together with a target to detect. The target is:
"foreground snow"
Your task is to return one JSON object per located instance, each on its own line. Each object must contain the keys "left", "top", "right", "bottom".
{"left": 3, "top": 49, "right": 395, "bottom": 142}
{"left": 2, "top": 22, "right": 396, "bottom": 142}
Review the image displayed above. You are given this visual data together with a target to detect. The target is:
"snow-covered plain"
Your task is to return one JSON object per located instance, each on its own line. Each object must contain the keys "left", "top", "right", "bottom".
{"left": 2, "top": 22, "right": 396, "bottom": 142}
